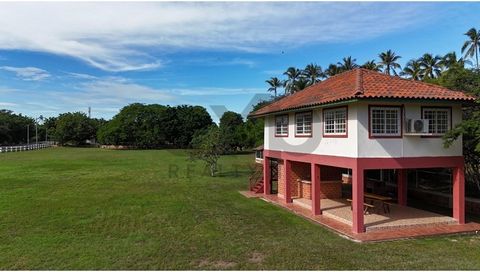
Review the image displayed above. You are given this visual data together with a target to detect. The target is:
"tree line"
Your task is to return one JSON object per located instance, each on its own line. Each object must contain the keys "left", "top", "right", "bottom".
{"left": 0, "top": 103, "right": 264, "bottom": 153}
{"left": 266, "top": 27, "right": 480, "bottom": 96}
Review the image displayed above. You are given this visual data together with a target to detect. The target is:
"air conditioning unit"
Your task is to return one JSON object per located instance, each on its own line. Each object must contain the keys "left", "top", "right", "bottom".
{"left": 406, "top": 119, "right": 429, "bottom": 134}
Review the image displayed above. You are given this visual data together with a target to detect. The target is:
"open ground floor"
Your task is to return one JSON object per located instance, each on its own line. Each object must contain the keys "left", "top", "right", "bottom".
{"left": 249, "top": 149, "right": 480, "bottom": 239}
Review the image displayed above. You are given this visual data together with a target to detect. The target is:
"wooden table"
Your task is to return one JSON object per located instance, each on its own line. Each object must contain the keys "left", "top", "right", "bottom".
{"left": 364, "top": 193, "right": 393, "bottom": 214}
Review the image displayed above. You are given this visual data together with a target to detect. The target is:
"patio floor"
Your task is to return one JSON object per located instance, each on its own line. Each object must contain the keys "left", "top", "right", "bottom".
{"left": 239, "top": 191, "right": 480, "bottom": 242}
{"left": 292, "top": 198, "right": 456, "bottom": 231}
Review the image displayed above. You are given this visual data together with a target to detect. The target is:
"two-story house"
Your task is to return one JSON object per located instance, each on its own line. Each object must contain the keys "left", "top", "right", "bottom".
{"left": 248, "top": 68, "right": 475, "bottom": 234}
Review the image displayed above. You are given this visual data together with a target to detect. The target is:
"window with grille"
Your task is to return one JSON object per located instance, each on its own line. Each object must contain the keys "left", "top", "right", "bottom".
{"left": 369, "top": 106, "right": 401, "bottom": 137}
{"left": 275, "top": 114, "right": 289, "bottom": 136}
{"left": 323, "top": 107, "right": 347, "bottom": 136}
{"left": 422, "top": 108, "right": 451, "bottom": 135}
{"left": 295, "top": 112, "right": 312, "bottom": 136}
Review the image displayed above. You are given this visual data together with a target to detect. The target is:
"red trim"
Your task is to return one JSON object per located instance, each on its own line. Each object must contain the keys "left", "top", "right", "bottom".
{"left": 294, "top": 111, "right": 313, "bottom": 138}
{"left": 368, "top": 104, "right": 403, "bottom": 139}
{"left": 322, "top": 106, "right": 348, "bottom": 138}
{"left": 274, "top": 114, "right": 289, "bottom": 137}
{"left": 264, "top": 149, "right": 464, "bottom": 170}
{"left": 420, "top": 106, "right": 453, "bottom": 138}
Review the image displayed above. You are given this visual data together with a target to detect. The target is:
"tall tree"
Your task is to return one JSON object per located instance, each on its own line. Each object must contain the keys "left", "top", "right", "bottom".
{"left": 440, "top": 51, "right": 469, "bottom": 70}
{"left": 378, "top": 50, "right": 402, "bottom": 75}
{"left": 218, "top": 111, "right": 244, "bottom": 153}
{"left": 401, "top": 59, "right": 423, "bottom": 80}
{"left": 265, "top": 77, "right": 283, "bottom": 97}
{"left": 419, "top": 53, "right": 442, "bottom": 79}
{"left": 55, "top": 112, "right": 96, "bottom": 146}
{"left": 337, "top": 56, "right": 358, "bottom": 71}
{"left": 302, "top": 63, "right": 324, "bottom": 85}
{"left": 292, "top": 77, "right": 311, "bottom": 92}
{"left": 361, "top": 60, "right": 381, "bottom": 71}
{"left": 283, "top": 67, "right": 302, "bottom": 95}
{"left": 325, "top": 64, "right": 341, "bottom": 77}
{"left": 461, "top": 27, "right": 480, "bottom": 69}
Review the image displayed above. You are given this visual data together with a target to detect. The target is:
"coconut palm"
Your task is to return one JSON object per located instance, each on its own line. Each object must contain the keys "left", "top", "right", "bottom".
{"left": 283, "top": 67, "right": 302, "bottom": 95}
{"left": 302, "top": 63, "right": 324, "bottom": 85}
{"left": 325, "top": 64, "right": 341, "bottom": 77}
{"left": 265, "top": 77, "right": 283, "bottom": 97}
{"left": 378, "top": 50, "right": 402, "bottom": 75}
{"left": 292, "top": 77, "right": 311, "bottom": 92}
{"left": 337, "top": 56, "right": 358, "bottom": 71}
{"left": 440, "top": 51, "right": 471, "bottom": 70}
{"left": 362, "top": 60, "right": 381, "bottom": 71}
{"left": 419, "top": 53, "right": 442, "bottom": 79}
{"left": 400, "top": 59, "right": 422, "bottom": 81}
{"left": 461, "top": 27, "right": 480, "bottom": 69}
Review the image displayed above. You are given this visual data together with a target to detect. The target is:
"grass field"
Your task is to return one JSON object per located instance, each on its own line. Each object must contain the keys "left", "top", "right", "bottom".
{"left": 0, "top": 148, "right": 479, "bottom": 269}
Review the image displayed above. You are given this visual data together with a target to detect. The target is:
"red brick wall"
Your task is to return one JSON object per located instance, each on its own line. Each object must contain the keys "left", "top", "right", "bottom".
{"left": 278, "top": 160, "right": 285, "bottom": 197}
{"left": 277, "top": 160, "right": 343, "bottom": 200}
{"left": 320, "top": 182, "right": 342, "bottom": 199}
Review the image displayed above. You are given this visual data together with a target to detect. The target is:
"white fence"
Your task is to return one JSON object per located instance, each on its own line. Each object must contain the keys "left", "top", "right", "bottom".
{"left": 0, "top": 142, "right": 55, "bottom": 153}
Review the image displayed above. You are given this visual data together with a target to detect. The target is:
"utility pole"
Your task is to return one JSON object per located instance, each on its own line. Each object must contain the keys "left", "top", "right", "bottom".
{"left": 27, "top": 125, "right": 29, "bottom": 145}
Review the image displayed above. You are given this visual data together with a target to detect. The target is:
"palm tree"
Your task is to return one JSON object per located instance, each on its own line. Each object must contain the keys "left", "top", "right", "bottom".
{"left": 337, "top": 56, "right": 358, "bottom": 71}
{"left": 292, "top": 77, "right": 311, "bottom": 92}
{"left": 378, "top": 50, "right": 402, "bottom": 75}
{"left": 440, "top": 51, "right": 471, "bottom": 70}
{"left": 419, "top": 53, "right": 442, "bottom": 79}
{"left": 400, "top": 59, "right": 422, "bottom": 80}
{"left": 283, "top": 67, "right": 302, "bottom": 95}
{"left": 265, "top": 77, "right": 283, "bottom": 97}
{"left": 362, "top": 60, "right": 381, "bottom": 71}
{"left": 325, "top": 64, "right": 341, "bottom": 77}
{"left": 302, "top": 63, "right": 324, "bottom": 85}
{"left": 461, "top": 27, "right": 480, "bottom": 69}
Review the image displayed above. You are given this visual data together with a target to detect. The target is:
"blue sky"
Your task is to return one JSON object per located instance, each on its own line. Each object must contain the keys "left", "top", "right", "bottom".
{"left": 0, "top": 2, "right": 479, "bottom": 122}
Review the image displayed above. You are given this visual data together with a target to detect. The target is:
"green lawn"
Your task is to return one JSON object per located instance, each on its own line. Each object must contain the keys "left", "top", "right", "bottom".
{"left": 0, "top": 148, "right": 479, "bottom": 269}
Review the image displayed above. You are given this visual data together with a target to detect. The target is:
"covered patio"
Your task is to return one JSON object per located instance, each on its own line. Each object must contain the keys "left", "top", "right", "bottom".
{"left": 292, "top": 198, "right": 456, "bottom": 231}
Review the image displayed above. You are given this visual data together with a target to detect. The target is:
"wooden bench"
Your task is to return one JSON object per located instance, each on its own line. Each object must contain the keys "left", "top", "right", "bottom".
{"left": 346, "top": 199, "right": 375, "bottom": 214}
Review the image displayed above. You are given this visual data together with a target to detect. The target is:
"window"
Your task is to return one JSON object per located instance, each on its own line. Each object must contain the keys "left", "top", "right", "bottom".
{"left": 422, "top": 107, "right": 451, "bottom": 135}
{"left": 295, "top": 112, "right": 312, "bottom": 136}
{"left": 323, "top": 107, "right": 347, "bottom": 136}
{"left": 275, "top": 115, "right": 289, "bottom": 136}
{"left": 369, "top": 106, "right": 402, "bottom": 137}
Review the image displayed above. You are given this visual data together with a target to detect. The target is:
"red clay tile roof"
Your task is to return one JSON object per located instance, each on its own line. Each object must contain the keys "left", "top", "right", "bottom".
{"left": 250, "top": 68, "right": 476, "bottom": 117}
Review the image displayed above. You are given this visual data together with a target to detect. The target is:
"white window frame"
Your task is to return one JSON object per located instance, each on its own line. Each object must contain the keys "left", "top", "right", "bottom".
{"left": 295, "top": 111, "right": 312, "bottom": 136}
{"left": 422, "top": 107, "right": 451, "bottom": 135}
{"left": 275, "top": 114, "right": 289, "bottom": 137}
{"left": 369, "top": 106, "right": 402, "bottom": 137}
{"left": 323, "top": 107, "right": 347, "bottom": 136}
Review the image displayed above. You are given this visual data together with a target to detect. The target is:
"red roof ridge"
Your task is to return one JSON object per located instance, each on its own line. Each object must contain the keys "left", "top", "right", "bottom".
{"left": 354, "top": 68, "right": 364, "bottom": 96}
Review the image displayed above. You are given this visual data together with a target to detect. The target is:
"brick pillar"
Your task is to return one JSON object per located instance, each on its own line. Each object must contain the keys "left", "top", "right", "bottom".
{"left": 263, "top": 157, "right": 271, "bottom": 195}
{"left": 311, "top": 163, "right": 321, "bottom": 215}
{"left": 352, "top": 165, "right": 365, "bottom": 233}
{"left": 284, "top": 159, "right": 292, "bottom": 203}
{"left": 397, "top": 169, "right": 407, "bottom": 206}
{"left": 453, "top": 164, "right": 465, "bottom": 224}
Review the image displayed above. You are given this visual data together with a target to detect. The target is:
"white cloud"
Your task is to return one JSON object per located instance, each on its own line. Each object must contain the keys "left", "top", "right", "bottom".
{"left": 0, "top": 66, "right": 50, "bottom": 81}
{"left": 0, "top": 102, "right": 16, "bottom": 107}
{"left": 0, "top": 2, "right": 440, "bottom": 72}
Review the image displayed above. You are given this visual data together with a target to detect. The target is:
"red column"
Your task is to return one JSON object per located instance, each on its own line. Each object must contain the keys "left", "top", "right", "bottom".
{"left": 311, "top": 163, "right": 321, "bottom": 215}
{"left": 397, "top": 169, "right": 407, "bottom": 206}
{"left": 284, "top": 159, "right": 292, "bottom": 203}
{"left": 352, "top": 165, "right": 365, "bottom": 233}
{"left": 453, "top": 164, "right": 465, "bottom": 224}
{"left": 263, "top": 157, "right": 271, "bottom": 195}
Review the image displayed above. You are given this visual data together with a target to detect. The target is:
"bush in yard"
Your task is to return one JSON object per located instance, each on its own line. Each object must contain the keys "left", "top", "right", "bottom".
{"left": 189, "top": 125, "right": 222, "bottom": 177}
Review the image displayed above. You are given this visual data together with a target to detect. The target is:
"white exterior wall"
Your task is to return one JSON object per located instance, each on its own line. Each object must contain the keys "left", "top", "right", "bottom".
{"left": 265, "top": 104, "right": 359, "bottom": 158}
{"left": 264, "top": 101, "right": 463, "bottom": 159}
{"left": 356, "top": 102, "right": 462, "bottom": 158}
